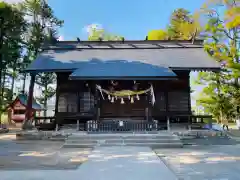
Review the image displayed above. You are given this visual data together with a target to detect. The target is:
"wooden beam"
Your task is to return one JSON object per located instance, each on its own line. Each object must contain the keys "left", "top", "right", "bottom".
{"left": 164, "top": 91, "right": 169, "bottom": 113}
{"left": 187, "top": 73, "right": 192, "bottom": 113}
{"left": 95, "top": 82, "right": 100, "bottom": 121}
{"left": 54, "top": 73, "right": 60, "bottom": 114}
{"left": 25, "top": 73, "right": 36, "bottom": 121}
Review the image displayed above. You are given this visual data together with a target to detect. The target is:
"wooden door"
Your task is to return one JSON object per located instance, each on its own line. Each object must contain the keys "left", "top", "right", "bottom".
{"left": 100, "top": 95, "right": 147, "bottom": 118}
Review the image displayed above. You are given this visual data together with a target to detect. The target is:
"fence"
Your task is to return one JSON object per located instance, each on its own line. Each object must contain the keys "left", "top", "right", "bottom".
{"left": 86, "top": 120, "right": 164, "bottom": 132}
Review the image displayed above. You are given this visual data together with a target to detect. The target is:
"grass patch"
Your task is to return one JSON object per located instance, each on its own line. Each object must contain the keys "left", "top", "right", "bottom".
{"left": 0, "top": 114, "right": 8, "bottom": 124}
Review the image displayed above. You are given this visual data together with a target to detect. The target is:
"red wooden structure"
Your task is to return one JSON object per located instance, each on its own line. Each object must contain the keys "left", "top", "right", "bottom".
{"left": 7, "top": 94, "right": 42, "bottom": 123}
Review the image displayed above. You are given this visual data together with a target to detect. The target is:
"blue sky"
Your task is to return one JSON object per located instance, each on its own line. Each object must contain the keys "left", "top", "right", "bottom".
{"left": 47, "top": 0, "right": 206, "bottom": 40}
{"left": 48, "top": 0, "right": 205, "bottom": 106}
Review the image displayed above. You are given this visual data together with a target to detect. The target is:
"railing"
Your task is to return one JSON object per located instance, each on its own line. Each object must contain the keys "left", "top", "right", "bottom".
{"left": 85, "top": 115, "right": 212, "bottom": 132}
{"left": 86, "top": 120, "right": 163, "bottom": 132}
{"left": 32, "top": 114, "right": 212, "bottom": 132}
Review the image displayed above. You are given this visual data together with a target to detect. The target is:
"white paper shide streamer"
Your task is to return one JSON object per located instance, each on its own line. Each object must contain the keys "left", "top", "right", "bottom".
{"left": 96, "top": 85, "right": 105, "bottom": 100}
{"left": 150, "top": 84, "right": 155, "bottom": 105}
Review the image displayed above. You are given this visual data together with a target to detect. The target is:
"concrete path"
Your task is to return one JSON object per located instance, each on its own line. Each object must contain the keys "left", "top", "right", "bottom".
{"left": 1, "top": 146, "right": 177, "bottom": 180}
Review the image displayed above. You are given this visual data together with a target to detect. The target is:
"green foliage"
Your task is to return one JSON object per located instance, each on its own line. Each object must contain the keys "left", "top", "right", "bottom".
{"left": 87, "top": 26, "right": 124, "bottom": 41}
{"left": 147, "top": 30, "right": 168, "bottom": 40}
{"left": 19, "top": 0, "right": 63, "bottom": 118}
{"left": 147, "top": 8, "right": 201, "bottom": 40}
{"left": 195, "top": 0, "right": 240, "bottom": 122}
{"left": 0, "top": 0, "right": 62, "bottom": 124}
{"left": 0, "top": 2, "right": 27, "bottom": 119}
{"left": 36, "top": 73, "right": 56, "bottom": 116}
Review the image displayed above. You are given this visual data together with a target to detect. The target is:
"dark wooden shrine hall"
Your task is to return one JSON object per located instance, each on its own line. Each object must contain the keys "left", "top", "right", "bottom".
{"left": 23, "top": 40, "right": 221, "bottom": 131}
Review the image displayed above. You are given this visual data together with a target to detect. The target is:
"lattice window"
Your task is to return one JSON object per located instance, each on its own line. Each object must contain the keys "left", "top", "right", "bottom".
{"left": 79, "top": 92, "right": 95, "bottom": 112}
{"left": 58, "top": 93, "right": 78, "bottom": 112}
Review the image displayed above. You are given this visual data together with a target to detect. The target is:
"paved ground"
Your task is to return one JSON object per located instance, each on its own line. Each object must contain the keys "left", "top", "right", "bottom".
{"left": 0, "top": 138, "right": 177, "bottom": 180}
{"left": 0, "top": 134, "right": 91, "bottom": 170}
{"left": 1, "top": 134, "right": 240, "bottom": 180}
{"left": 155, "top": 138, "right": 240, "bottom": 180}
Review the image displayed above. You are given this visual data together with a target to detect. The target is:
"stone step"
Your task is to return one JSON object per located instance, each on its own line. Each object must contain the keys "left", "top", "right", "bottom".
{"left": 66, "top": 138, "right": 181, "bottom": 144}
{"left": 63, "top": 142, "right": 183, "bottom": 148}
{"left": 67, "top": 135, "right": 178, "bottom": 140}
{"left": 49, "top": 137, "right": 66, "bottom": 141}
{"left": 63, "top": 132, "right": 183, "bottom": 148}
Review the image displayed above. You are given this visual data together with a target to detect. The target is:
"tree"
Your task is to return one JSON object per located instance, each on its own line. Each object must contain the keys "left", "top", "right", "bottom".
{"left": 147, "top": 30, "right": 168, "bottom": 40}
{"left": 87, "top": 24, "right": 124, "bottom": 41}
{"left": 0, "top": 2, "right": 27, "bottom": 123}
{"left": 147, "top": 8, "right": 202, "bottom": 41}
{"left": 167, "top": 8, "right": 202, "bottom": 40}
{"left": 18, "top": 0, "right": 63, "bottom": 127}
{"left": 195, "top": 0, "right": 240, "bottom": 122}
{"left": 36, "top": 73, "right": 56, "bottom": 117}
{"left": 18, "top": 0, "right": 63, "bottom": 92}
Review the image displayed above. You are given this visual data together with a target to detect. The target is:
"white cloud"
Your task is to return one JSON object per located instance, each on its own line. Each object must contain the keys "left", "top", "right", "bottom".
{"left": 84, "top": 23, "right": 103, "bottom": 36}
{"left": 58, "top": 35, "right": 64, "bottom": 41}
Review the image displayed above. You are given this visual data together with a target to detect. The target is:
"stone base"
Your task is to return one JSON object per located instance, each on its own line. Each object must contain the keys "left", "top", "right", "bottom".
{"left": 16, "top": 130, "right": 71, "bottom": 141}
{"left": 0, "top": 128, "right": 9, "bottom": 134}
{"left": 173, "top": 130, "right": 227, "bottom": 139}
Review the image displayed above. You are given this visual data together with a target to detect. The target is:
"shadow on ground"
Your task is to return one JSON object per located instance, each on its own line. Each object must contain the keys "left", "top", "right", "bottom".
{"left": 183, "top": 136, "right": 240, "bottom": 146}
{"left": 154, "top": 136, "right": 240, "bottom": 180}
{"left": 0, "top": 138, "right": 92, "bottom": 170}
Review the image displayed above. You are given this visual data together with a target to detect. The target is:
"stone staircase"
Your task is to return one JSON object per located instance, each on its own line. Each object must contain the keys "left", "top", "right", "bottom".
{"left": 63, "top": 132, "right": 183, "bottom": 148}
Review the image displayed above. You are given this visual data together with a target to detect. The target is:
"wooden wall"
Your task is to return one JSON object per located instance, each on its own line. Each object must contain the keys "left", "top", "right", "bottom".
{"left": 152, "top": 70, "right": 191, "bottom": 117}
{"left": 55, "top": 70, "right": 191, "bottom": 120}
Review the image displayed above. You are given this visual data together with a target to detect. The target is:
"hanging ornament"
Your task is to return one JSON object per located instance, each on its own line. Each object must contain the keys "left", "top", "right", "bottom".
{"left": 136, "top": 94, "right": 140, "bottom": 100}
{"left": 111, "top": 97, "right": 115, "bottom": 103}
{"left": 128, "top": 95, "right": 131, "bottom": 100}
{"left": 131, "top": 97, "right": 134, "bottom": 103}
{"left": 108, "top": 94, "right": 111, "bottom": 100}
{"left": 121, "top": 98, "right": 125, "bottom": 104}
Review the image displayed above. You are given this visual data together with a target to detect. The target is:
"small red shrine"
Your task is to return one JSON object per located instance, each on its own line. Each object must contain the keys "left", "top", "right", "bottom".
{"left": 7, "top": 94, "right": 42, "bottom": 123}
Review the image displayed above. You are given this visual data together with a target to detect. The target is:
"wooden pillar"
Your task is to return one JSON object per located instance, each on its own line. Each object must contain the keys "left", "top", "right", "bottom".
{"left": 95, "top": 83, "right": 100, "bottom": 121}
{"left": 165, "top": 91, "right": 169, "bottom": 113}
{"left": 54, "top": 73, "right": 60, "bottom": 130}
{"left": 148, "top": 93, "right": 152, "bottom": 122}
{"left": 25, "top": 73, "right": 36, "bottom": 121}
{"left": 167, "top": 116, "right": 170, "bottom": 131}
{"left": 165, "top": 91, "right": 170, "bottom": 130}
{"left": 188, "top": 116, "right": 191, "bottom": 130}
{"left": 54, "top": 73, "right": 60, "bottom": 114}
{"left": 187, "top": 71, "right": 192, "bottom": 113}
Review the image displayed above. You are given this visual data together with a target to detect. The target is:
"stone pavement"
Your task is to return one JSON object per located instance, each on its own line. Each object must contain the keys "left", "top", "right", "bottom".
{"left": 1, "top": 146, "right": 177, "bottom": 180}
{"left": 155, "top": 144, "right": 240, "bottom": 180}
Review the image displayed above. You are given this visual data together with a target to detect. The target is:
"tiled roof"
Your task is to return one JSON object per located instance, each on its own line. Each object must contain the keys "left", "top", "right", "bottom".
{"left": 25, "top": 40, "right": 221, "bottom": 73}
{"left": 18, "top": 94, "right": 42, "bottom": 110}
{"left": 69, "top": 63, "right": 177, "bottom": 80}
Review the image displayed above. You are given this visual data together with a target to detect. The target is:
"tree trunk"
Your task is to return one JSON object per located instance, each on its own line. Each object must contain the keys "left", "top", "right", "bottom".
{"left": 0, "top": 17, "right": 5, "bottom": 125}
{"left": 22, "top": 73, "right": 27, "bottom": 93}
{"left": 0, "top": 71, "right": 6, "bottom": 124}
{"left": 22, "top": 74, "right": 36, "bottom": 130}
{"left": 10, "top": 73, "right": 15, "bottom": 100}
{"left": 43, "top": 83, "right": 47, "bottom": 117}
